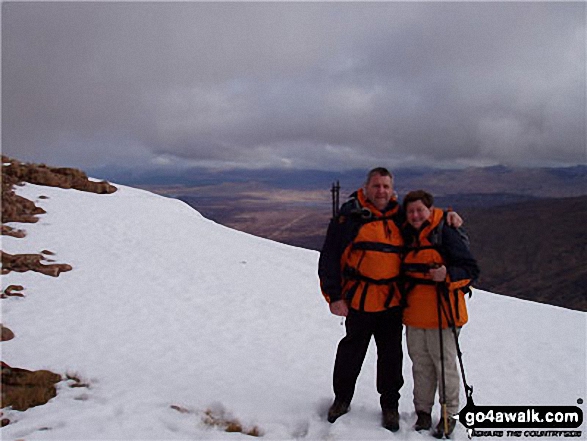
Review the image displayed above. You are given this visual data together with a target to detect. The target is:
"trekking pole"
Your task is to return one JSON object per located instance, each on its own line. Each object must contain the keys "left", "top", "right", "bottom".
{"left": 330, "top": 182, "right": 335, "bottom": 218}
{"left": 335, "top": 180, "right": 340, "bottom": 216}
{"left": 437, "top": 286, "right": 449, "bottom": 437}
{"left": 330, "top": 181, "right": 340, "bottom": 218}
{"left": 440, "top": 288, "right": 475, "bottom": 407}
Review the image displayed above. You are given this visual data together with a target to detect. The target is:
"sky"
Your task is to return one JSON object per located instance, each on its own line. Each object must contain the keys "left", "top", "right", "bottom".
{"left": 2, "top": 1, "right": 586, "bottom": 173}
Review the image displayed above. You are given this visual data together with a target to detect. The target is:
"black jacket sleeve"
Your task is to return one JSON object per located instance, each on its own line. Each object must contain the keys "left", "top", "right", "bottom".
{"left": 441, "top": 225, "right": 480, "bottom": 284}
{"left": 318, "top": 198, "right": 363, "bottom": 303}
{"left": 318, "top": 216, "right": 345, "bottom": 303}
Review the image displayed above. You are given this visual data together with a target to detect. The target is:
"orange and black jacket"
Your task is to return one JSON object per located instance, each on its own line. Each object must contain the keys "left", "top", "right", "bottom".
{"left": 318, "top": 189, "right": 405, "bottom": 312}
{"left": 401, "top": 208, "right": 480, "bottom": 329}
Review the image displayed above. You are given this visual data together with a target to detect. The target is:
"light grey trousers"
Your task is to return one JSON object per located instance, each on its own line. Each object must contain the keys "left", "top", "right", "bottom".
{"left": 406, "top": 326, "right": 461, "bottom": 415}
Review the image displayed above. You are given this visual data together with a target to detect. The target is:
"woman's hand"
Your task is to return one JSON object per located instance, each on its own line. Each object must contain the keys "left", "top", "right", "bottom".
{"left": 429, "top": 265, "right": 447, "bottom": 282}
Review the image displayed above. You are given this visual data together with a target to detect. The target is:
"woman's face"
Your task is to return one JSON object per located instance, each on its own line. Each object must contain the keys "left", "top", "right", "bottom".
{"left": 405, "top": 199, "right": 432, "bottom": 230}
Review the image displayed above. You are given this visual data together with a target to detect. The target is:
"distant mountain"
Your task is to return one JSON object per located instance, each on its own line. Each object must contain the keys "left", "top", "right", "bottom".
{"left": 90, "top": 164, "right": 587, "bottom": 198}
{"left": 432, "top": 193, "right": 541, "bottom": 210}
{"left": 392, "top": 165, "right": 587, "bottom": 199}
{"left": 88, "top": 164, "right": 356, "bottom": 189}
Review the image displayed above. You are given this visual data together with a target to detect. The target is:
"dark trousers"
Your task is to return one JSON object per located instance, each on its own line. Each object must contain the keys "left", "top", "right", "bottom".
{"left": 332, "top": 307, "right": 404, "bottom": 410}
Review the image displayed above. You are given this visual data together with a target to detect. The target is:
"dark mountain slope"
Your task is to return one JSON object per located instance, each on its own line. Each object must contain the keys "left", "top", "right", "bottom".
{"left": 462, "top": 195, "right": 587, "bottom": 311}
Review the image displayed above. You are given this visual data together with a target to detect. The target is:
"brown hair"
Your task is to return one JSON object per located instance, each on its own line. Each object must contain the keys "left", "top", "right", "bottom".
{"left": 365, "top": 167, "right": 393, "bottom": 185}
{"left": 403, "top": 190, "right": 434, "bottom": 211}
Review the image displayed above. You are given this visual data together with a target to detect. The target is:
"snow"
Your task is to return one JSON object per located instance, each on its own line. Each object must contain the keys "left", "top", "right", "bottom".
{"left": 1, "top": 183, "right": 585, "bottom": 440}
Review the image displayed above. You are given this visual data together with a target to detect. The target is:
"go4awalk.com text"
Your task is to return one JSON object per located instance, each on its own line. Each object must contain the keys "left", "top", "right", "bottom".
{"left": 456, "top": 404, "right": 584, "bottom": 438}
{"left": 472, "top": 430, "right": 582, "bottom": 438}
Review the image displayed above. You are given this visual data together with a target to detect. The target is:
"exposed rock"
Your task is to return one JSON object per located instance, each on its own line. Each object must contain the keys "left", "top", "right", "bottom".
{"left": 1, "top": 251, "right": 72, "bottom": 277}
{"left": 2, "top": 156, "right": 116, "bottom": 226}
{"left": 2, "top": 157, "right": 117, "bottom": 195}
{"left": 0, "top": 325, "right": 15, "bottom": 342}
{"left": 1, "top": 285, "right": 25, "bottom": 298}
{"left": 64, "top": 373, "right": 91, "bottom": 389}
{"left": 0, "top": 362, "right": 62, "bottom": 411}
{"left": 1, "top": 226, "right": 26, "bottom": 238}
{"left": 1, "top": 188, "right": 45, "bottom": 224}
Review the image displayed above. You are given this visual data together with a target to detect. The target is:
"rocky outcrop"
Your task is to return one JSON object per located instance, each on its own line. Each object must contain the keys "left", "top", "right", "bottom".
{"left": 1, "top": 184, "right": 45, "bottom": 224}
{"left": 1, "top": 251, "right": 72, "bottom": 277}
{"left": 1, "top": 285, "right": 24, "bottom": 299}
{"left": 1, "top": 155, "right": 116, "bottom": 225}
{"left": 2, "top": 156, "right": 117, "bottom": 196}
{"left": 0, "top": 362, "right": 62, "bottom": 411}
{"left": 1, "top": 226, "right": 26, "bottom": 238}
{"left": 0, "top": 326, "right": 14, "bottom": 342}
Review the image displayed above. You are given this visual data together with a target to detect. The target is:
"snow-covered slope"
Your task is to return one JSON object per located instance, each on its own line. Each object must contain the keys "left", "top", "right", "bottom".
{"left": 1, "top": 183, "right": 585, "bottom": 440}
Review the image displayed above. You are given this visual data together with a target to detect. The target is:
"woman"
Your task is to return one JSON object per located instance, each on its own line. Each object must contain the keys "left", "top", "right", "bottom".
{"left": 401, "top": 190, "right": 479, "bottom": 438}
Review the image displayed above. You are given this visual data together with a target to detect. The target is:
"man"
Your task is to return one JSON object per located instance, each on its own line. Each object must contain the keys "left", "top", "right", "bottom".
{"left": 318, "top": 167, "right": 462, "bottom": 432}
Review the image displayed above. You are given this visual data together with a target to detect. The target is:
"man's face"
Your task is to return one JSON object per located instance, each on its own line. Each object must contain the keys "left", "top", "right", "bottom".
{"left": 364, "top": 174, "right": 393, "bottom": 211}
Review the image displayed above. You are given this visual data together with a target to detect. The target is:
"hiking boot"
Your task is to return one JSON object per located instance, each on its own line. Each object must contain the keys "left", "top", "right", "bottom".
{"left": 382, "top": 408, "right": 400, "bottom": 432}
{"left": 327, "top": 399, "right": 350, "bottom": 423}
{"left": 432, "top": 417, "right": 457, "bottom": 439}
{"left": 414, "top": 411, "right": 432, "bottom": 431}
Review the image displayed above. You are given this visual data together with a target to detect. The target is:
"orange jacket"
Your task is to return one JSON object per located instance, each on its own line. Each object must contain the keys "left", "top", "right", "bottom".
{"left": 401, "top": 208, "right": 472, "bottom": 329}
{"left": 330, "top": 189, "right": 404, "bottom": 312}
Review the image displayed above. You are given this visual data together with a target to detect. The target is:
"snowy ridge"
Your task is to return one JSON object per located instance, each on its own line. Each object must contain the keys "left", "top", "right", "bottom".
{"left": 1, "top": 183, "right": 585, "bottom": 440}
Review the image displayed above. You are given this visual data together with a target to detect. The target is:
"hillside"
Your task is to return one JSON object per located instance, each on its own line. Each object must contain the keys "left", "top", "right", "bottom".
{"left": 1, "top": 164, "right": 585, "bottom": 439}
{"left": 462, "top": 196, "right": 587, "bottom": 311}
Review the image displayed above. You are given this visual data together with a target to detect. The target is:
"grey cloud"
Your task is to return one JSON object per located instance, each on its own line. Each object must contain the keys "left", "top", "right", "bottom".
{"left": 2, "top": 2, "right": 585, "bottom": 171}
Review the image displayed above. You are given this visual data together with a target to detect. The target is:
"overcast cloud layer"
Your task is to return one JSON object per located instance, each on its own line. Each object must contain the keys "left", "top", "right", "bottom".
{"left": 3, "top": 2, "right": 586, "bottom": 171}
